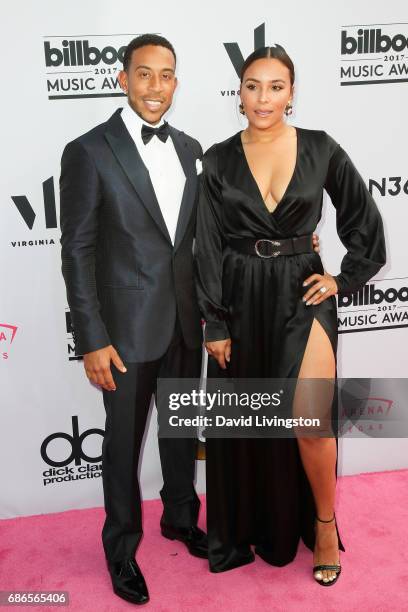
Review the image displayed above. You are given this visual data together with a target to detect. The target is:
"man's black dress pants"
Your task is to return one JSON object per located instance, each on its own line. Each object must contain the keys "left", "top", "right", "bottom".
{"left": 101, "top": 316, "right": 202, "bottom": 562}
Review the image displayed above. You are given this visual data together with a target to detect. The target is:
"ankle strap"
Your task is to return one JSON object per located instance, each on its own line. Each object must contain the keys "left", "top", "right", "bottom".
{"left": 316, "top": 513, "right": 335, "bottom": 523}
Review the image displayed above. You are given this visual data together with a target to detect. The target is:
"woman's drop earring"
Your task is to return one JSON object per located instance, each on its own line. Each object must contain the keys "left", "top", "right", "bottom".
{"left": 239, "top": 102, "right": 246, "bottom": 116}
{"left": 285, "top": 101, "right": 293, "bottom": 116}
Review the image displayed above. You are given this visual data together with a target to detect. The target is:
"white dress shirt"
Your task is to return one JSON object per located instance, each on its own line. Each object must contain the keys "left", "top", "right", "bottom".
{"left": 120, "top": 103, "right": 186, "bottom": 245}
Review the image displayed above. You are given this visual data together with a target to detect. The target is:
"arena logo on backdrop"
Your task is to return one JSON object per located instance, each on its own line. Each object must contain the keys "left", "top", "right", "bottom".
{"left": 65, "top": 309, "right": 83, "bottom": 362}
{"left": 340, "top": 23, "right": 408, "bottom": 85}
{"left": 40, "top": 416, "right": 104, "bottom": 486}
{"left": 220, "top": 23, "right": 266, "bottom": 98}
{"left": 9, "top": 176, "right": 58, "bottom": 248}
{"left": 43, "top": 33, "right": 138, "bottom": 100}
{"left": 339, "top": 382, "right": 394, "bottom": 437}
{"left": 0, "top": 324, "right": 18, "bottom": 360}
{"left": 337, "top": 277, "right": 408, "bottom": 333}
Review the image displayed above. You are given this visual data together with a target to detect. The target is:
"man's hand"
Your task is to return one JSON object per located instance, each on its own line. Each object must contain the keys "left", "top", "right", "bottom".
{"left": 205, "top": 339, "right": 231, "bottom": 370}
{"left": 83, "top": 345, "right": 127, "bottom": 391}
{"left": 313, "top": 233, "right": 320, "bottom": 253}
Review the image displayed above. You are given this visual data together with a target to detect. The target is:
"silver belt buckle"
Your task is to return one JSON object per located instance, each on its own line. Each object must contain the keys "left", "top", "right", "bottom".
{"left": 254, "top": 239, "right": 281, "bottom": 258}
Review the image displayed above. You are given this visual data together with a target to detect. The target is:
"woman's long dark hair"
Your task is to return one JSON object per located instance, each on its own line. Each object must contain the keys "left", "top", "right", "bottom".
{"left": 240, "top": 45, "right": 295, "bottom": 85}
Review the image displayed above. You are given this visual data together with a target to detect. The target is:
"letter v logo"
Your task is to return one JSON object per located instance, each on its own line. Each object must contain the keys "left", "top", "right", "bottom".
{"left": 224, "top": 23, "right": 266, "bottom": 77}
{"left": 11, "top": 177, "right": 57, "bottom": 229}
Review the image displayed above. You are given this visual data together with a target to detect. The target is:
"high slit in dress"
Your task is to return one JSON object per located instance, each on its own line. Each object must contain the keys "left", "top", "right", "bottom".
{"left": 194, "top": 128, "right": 386, "bottom": 572}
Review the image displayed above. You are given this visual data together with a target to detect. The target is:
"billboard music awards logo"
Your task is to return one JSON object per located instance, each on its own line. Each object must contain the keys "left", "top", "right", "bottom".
{"left": 43, "top": 33, "right": 137, "bottom": 100}
{"left": 0, "top": 324, "right": 18, "bottom": 360}
{"left": 337, "top": 277, "right": 408, "bottom": 333}
{"left": 10, "top": 176, "right": 58, "bottom": 248}
{"left": 40, "top": 416, "right": 104, "bottom": 486}
{"left": 340, "top": 23, "right": 408, "bottom": 85}
{"left": 221, "top": 23, "right": 266, "bottom": 98}
{"left": 66, "top": 309, "right": 82, "bottom": 361}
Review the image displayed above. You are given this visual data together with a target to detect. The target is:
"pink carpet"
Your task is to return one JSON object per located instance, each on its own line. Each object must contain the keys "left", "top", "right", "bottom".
{"left": 1, "top": 469, "right": 407, "bottom": 611}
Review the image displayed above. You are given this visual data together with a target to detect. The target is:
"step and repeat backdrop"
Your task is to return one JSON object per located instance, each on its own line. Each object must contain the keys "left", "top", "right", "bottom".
{"left": 1, "top": 0, "right": 407, "bottom": 518}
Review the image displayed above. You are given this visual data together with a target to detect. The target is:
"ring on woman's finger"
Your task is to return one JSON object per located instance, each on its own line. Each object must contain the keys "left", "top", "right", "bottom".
{"left": 319, "top": 286, "right": 327, "bottom": 294}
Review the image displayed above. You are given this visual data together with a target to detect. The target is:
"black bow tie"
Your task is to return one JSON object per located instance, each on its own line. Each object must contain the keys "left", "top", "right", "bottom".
{"left": 141, "top": 122, "right": 170, "bottom": 145}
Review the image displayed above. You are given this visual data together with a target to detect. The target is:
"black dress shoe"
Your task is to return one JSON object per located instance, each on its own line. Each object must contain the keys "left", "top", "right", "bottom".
{"left": 107, "top": 558, "right": 149, "bottom": 605}
{"left": 161, "top": 523, "right": 208, "bottom": 558}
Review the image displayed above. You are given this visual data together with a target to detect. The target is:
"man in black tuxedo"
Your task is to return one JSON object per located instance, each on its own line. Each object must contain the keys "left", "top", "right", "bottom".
{"left": 60, "top": 34, "right": 206, "bottom": 605}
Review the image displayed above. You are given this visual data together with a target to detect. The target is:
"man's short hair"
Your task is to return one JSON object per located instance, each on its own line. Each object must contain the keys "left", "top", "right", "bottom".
{"left": 123, "top": 34, "right": 177, "bottom": 71}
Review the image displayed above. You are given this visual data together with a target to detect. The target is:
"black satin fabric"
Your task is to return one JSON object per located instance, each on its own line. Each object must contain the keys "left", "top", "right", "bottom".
{"left": 194, "top": 128, "right": 386, "bottom": 572}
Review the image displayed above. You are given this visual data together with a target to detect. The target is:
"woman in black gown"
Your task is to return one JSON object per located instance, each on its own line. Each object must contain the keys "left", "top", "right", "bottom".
{"left": 194, "top": 45, "right": 386, "bottom": 584}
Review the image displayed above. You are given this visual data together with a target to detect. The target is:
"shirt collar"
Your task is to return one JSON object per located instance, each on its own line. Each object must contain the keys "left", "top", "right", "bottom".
{"left": 121, "top": 102, "right": 167, "bottom": 133}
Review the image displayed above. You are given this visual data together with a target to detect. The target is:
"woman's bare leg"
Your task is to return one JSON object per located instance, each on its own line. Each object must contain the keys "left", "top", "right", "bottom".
{"left": 293, "top": 318, "right": 340, "bottom": 583}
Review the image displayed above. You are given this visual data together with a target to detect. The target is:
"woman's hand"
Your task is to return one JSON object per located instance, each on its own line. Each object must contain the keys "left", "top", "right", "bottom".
{"left": 312, "top": 233, "right": 320, "bottom": 253}
{"left": 205, "top": 338, "right": 231, "bottom": 369}
{"left": 302, "top": 272, "right": 338, "bottom": 306}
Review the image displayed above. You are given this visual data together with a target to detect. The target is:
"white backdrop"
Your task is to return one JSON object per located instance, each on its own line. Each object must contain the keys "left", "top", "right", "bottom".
{"left": 1, "top": 0, "right": 407, "bottom": 519}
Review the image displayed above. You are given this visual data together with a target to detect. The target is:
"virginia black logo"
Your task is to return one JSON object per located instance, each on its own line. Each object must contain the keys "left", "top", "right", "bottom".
{"left": 338, "top": 278, "right": 408, "bottom": 333}
{"left": 43, "top": 34, "right": 137, "bottom": 100}
{"left": 11, "top": 177, "right": 56, "bottom": 230}
{"left": 224, "top": 23, "right": 266, "bottom": 78}
{"left": 221, "top": 23, "right": 282, "bottom": 99}
{"left": 9, "top": 177, "right": 57, "bottom": 248}
{"left": 340, "top": 24, "right": 408, "bottom": 86}
{"left": 221, "top": 23, "right": 286, "bottom": 97}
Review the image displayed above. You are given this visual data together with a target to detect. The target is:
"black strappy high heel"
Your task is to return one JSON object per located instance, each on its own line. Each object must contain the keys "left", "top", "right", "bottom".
{"left": 313, "top": 513, "right": 342, "bottom": 586}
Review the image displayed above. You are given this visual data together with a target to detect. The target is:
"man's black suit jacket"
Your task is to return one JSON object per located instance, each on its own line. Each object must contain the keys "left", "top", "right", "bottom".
{"left": 60, "top": 108, "right": 203, "bottom": 362}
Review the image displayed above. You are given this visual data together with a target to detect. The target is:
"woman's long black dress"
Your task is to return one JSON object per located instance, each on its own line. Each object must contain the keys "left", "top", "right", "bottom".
{"left": 194, "top": 128, "right": 386, "bottom": 572}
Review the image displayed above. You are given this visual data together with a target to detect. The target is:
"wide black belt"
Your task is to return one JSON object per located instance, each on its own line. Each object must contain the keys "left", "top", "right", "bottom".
{"left": 228, "top": 234, "right": 314, "bottom": 258}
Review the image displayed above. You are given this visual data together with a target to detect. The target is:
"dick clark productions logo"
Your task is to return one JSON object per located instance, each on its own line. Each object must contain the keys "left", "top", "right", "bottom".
{"left": 40, "top": 416, "right": 104, "bottom": 487}
{"left": 0, "top": 324, "right": 18, "bottom": 360}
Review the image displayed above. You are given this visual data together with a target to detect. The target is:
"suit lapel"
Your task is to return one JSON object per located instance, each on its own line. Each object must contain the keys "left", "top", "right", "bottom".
{"left": 104, "top": 109, "right": 172, "bottom": 244}
{"left": 169, "top": 127, "right": 198, "bottom": 252}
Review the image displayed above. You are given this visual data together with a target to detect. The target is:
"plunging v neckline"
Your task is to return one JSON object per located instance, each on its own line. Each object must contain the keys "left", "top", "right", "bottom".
{"left": 238, "top": 126, "right": 300, "bottom": 216}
